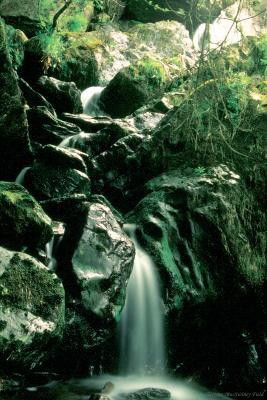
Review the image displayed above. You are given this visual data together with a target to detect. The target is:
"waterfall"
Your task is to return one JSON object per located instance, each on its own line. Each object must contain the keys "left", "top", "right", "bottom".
{"left": 15, "top": 166, "right": 31, "bottom": 185}
{"left": 81, "top": 86, "right": 105, "bottom": 116}
{"left": 120, "top": 224, "right": 165, "bottom": 376}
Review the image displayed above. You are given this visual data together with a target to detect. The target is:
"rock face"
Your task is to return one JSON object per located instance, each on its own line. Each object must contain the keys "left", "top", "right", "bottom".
{"left": 0, "top": 246, "right": 65, "bottom": 370}
{"left": 24, "top": 145, "right": 90, "bottom": 200}
{"left": 128, "top": 166, "right": 266, "bottom": 388}
{"left": 36, "top": 76, "right": 83, "bottom": 115}
{"left": 100, "top": 58, "right": 169, "bottom": 118}
{"left": 0, "top": 19, "right": 32, "bottom": 181}
{"left": 72, "top": 202, "right": 135, "bottom": 319}
{"left": 0, "top": 181, "right": 52, "bottom": 251}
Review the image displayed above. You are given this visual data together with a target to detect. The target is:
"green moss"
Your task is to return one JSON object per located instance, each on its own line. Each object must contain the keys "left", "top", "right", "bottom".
{"left": 0, "top": 254, "right": 63, "bottom": 321}
{"left": 128, "top": 57, "right": 168, "bottom": 92}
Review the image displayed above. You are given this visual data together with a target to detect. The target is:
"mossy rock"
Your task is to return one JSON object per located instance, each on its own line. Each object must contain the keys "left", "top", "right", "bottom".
{"left": 0, "top": 181, "right": 53, "bottom": 251}
{"left": 100, "top": 57, "right": 170, "bottom": 118}
{"left": 0, "top": 246, "right": 65, "bottom": 371}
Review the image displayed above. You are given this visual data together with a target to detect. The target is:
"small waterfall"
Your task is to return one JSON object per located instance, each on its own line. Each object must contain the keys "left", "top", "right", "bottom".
{"left": 120, "top": 224, "right": 165, "bottom": 376}
{"left": 81, "top": 86, "right": 105, "bottom": 116}
{"left": 15, "top": 166, "right": 31, "bottom": 185}
{"left": 45, "top": 236, "right": 57, "bottom": 271}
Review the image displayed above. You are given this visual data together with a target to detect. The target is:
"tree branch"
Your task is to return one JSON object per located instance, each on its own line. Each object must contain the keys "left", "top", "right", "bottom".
{"left": 51, "top": 0, "right": 73, "bottom": 32}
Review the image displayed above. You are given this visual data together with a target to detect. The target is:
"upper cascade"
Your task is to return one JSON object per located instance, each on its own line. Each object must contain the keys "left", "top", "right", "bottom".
{"left": 81, "top": 86, "right": 105, "bottom": 117}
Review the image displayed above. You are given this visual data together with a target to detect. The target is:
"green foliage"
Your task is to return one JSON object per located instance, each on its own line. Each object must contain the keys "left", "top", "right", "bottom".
{"left": 255, "top": 34, "right": 267, "bottom": 75}
{"left": 93, "top": 0, "right": 105, "bottom": 13}
{"left": 40, "top": 0, "right": 90, "bottom": 32}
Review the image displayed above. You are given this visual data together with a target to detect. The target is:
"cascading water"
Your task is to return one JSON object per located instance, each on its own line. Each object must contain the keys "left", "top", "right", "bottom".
{"left": 15, "top": 166, "right": 31, "bottom": 185}
{"left": 120, "top": 224, "right": 165, "bottom": 376}
{"left": 81, "top": 86, "right": 105, "bottom": 116}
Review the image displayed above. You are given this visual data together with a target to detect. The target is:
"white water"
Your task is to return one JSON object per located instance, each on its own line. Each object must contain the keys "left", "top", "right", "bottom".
{"left": 193, "top": 3, "right": 260, "bottom": 51}
{"left": 45, "top": 236, "right": 57, "bottom": 271}
{"left": 81, "top": 86, "right": 105, "bottom": 116}
{"left": 120, "top": 224, "right": 165, "bottom": 376}
{"left": 15, "top": 166, "right": 31, "bottom": 185}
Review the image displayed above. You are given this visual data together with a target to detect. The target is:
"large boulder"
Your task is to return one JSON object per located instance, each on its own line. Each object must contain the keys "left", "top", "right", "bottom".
{"left": 36, "top": 76, "right": 83, "bottom": 115}
{"left": 71, "top": 202, "right": 135, "bottom": 319}
{"left": 0, "top": 181, "right": 52, "bottom": 252}
{"left": 128, "top": 166, "right": 266, "bottom": 389}
{"left": 100, "top": 58, "right": 170, "bottom": 118}
{"left": 0, "top": 246, "right": 65, "bottom": 371}
{"left": 0, "top": 19, "right": 32, "bottom": 181}
{"left": 24, "top": 145, "right": 90, "bottom": 201}
{"left": 0, "top": 0, "right": 41, "bottom": 37}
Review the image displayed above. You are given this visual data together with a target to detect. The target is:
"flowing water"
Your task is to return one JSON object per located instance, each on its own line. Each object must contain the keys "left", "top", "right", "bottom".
{"left": 120, "top": 224, "right": 165, "bottom": 376}
{"left": 81, "top": 86, "right": 105, "bottom": 116}
{"left": 15, "top": 166, "right": 31, "bottom": 185}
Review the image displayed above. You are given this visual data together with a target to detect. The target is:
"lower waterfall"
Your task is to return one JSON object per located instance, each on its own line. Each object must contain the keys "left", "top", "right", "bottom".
{"left": 120, "top": 224, "right": 165, "bottom": 376}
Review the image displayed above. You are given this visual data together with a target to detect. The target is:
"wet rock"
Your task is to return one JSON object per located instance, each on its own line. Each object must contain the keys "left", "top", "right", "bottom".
{"left": 62, "top": 113, "right": 114, "bottom": 133}
{"left": 71, "top": 202, "right": 135, "bottom": 319}
{"left": 37, "top": 145, "right": 87, "bottom": 174}
{"left": 128, "top": 165, "right": 266, "bottom": 389}
{"left": 60, "top": 119, "right": 136, "bottom": 156}
{"left": 25, "top": 152, "right": 91, "bottom": 201}
{"left": 0, "top": 181, "right": 52, "bottom": 251}
{"left": 0, "top": 19, "right": 32, "bottom": 181}
{"left": 90, "top": 133, "right": 145, "bottom": 208}
{"left": 27, "top": 106, "right": 81, "bottom": 145}
{"left": 125, "top": 388, "right": 171, "bottom": 400}
{"left": 100, "top": 58, "right": 170, "bottom": 118}
{"left": 36, "top": 76, "right": 83, "bottom": 115}
{"left": 19, "top": 78, "right": 56, "bottom": 116}
{"left": 0, "top": 246, "right": 65, "bottom": 371}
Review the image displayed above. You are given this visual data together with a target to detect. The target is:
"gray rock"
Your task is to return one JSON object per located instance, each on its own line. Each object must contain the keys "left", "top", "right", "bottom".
{"left": 36, "top": 76, "right": 83, "bottom": 115}
{"left": 25, "top": 161, "right": 91, "bottom": 201}
{"left": 125, "top": 388, "right": 171, "bottom": 400}
{"left": 72, "top": 202, "right": 135, "bottom": 319}
{"left": 0, "top": 246, "right": 65, "bottom": 370}
{"left": 0, "top": 181, "right": 52, "bottom": 251}
{"left": 27, "top": 106, "right": 81, "bottom": 145}
{"left": 19, "top": 78, "right": 56, "bottom": 116}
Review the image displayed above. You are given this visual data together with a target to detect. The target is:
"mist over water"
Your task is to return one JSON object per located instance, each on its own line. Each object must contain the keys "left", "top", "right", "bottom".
{"left": 120, "top": 224, "right": 165, "bottom": 376}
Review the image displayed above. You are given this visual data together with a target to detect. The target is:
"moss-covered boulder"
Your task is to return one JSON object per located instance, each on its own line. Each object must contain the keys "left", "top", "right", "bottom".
{"left": 0, "top": 181, "right": 52, "bottom": 251}
{"left": 0, "top": 246, "right": 65, "bottom": 371}
{"left": 100, "top": 58, "right": 170, "bottom": 118}
{"left": 0, "top": 19, "right": 32, "bottom": 181}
